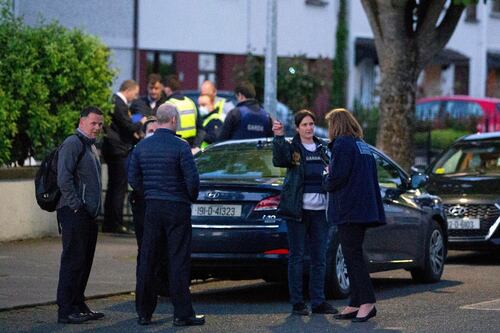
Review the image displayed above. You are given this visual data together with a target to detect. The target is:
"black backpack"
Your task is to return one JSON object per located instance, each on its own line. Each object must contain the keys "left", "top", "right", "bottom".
{"left": 35, "top": 135, "right": 86, "bottom": 212}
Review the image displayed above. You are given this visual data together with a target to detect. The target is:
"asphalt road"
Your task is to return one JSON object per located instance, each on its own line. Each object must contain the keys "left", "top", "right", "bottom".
{"left": 0, "top": 250, "right": 499, "bottom": 333}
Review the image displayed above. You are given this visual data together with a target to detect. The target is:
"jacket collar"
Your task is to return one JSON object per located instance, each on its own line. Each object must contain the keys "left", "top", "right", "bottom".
{"left": 76, "top": 129, "right": 96, "bottom": 145}
{"left": 291, "top": 134, "right": 325, "bottom": 147}
{"left": 166, "top": 92, "right": 185, "bottom": 101}
{"left": 156, "top": 128, "right": 179, "bottom": 137}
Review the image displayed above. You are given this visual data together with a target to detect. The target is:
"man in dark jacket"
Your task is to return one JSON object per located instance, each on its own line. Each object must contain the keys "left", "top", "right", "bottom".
{"left": 102, "top": 80, "right": 145, "bottom": 233}
{"left": 130, "top": 73, "right": 166, "bottom": 117}
{"left": 217, "top": 81, "right": 273, "bottom": 141}
{"left": 56, "top": 107, "right": 104, "bottom": 324}
{"left": 128, "top": 103, "right": 205, "bottom": 327}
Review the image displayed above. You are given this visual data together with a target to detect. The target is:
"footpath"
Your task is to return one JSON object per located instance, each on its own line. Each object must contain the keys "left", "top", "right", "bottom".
{"left": 0, "top": 234, "right": 137, "bottom": 310}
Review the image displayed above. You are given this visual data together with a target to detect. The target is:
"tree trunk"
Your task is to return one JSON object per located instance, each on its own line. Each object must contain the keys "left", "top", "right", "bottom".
{"left": 377, "top": 59, "right": 418, "bottom": 171}
{"left": 360, "top": 0, "right": 465, "bottom": 171}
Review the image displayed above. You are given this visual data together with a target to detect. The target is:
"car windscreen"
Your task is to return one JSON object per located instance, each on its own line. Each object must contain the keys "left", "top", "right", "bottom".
{"left": 195, "top": 144, "right": 287, "bottom": 179}
{"left": 431, "top": 141, "right": 500, "bottom": 176}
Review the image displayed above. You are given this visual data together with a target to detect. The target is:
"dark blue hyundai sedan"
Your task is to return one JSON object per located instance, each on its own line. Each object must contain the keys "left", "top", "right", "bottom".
{"left": 191, "top": 138, "right": 448, "bottom": 299}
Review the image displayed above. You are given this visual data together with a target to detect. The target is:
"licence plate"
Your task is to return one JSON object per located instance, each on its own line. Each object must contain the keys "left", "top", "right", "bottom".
{"left": 192, "top": 204, "right": 242, "bottom": 217}
{"left": 447, "top": 218, "right": 480, "bottom": 230}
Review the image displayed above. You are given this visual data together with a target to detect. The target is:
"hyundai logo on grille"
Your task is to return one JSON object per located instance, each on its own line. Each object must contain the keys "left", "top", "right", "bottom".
{"left": 448, "top": 205, "right": 466, "bottom": 217}
{"left": 206, "top": 191, "right": 220, "bottom": 199}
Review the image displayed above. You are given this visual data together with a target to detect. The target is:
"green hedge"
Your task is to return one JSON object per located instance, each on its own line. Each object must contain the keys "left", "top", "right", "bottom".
{"left": 0, "top": 0, "right": 115, "bottom": 165}
{"left": 415, "top": 129, "right": 469, "bottom": 150}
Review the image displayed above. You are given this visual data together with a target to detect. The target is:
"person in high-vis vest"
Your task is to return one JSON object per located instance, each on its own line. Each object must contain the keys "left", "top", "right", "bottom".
{"left": 197, "top": 94, "right": 223, "bottom": 149}
{"left": 162, "top": 74, "right": 203, "bottom": 147}
{"left": 217, "top": 81, "right": 273, "bottom": 141}
{"left": 200, "top": 80, "right": 234, "bottom": 119}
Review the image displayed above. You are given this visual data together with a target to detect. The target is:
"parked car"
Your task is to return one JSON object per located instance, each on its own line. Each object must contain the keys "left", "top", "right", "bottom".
{"left": 416, "top": 95, "right": 500, "bottom": 132}
{"left": 191, "top": 138, "right": 448, "bottom": 299}
{"left": 420, "top": 131, "right": 500, "bottom": 250}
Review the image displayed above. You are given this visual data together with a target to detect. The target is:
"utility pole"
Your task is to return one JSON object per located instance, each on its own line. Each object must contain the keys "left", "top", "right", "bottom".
{"left": 264, "top": 0, "right": 278, "bottom": 119}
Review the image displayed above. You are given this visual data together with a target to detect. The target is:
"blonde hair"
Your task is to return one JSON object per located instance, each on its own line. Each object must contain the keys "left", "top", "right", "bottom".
{"left": 325, "top": 108, "right": 363, "bottom": 141}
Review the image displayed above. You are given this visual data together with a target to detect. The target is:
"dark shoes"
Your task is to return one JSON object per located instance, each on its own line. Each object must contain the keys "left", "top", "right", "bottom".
{"left": 58, "top": 312, "right": 91, "bottom": 324}
{"left": 173, "top": 314, "right": 206, "bottom": 326}
{"left": 312, "top": 302, "right": 338, "bottom": 314}
{"left": 79, "top": 304, "right": 104, "bottom": 320}
{"left": 292, "top": 302, "right": 309, "bottom": 316}
{"left": 86, "top": 310, "right": 105, "bottom": 320}
{"left": 333, "top": 310, "right": 358, "bottom": 320}
{"left": 352, "top": 306, "right": 377, "bottom": 323}
{"left": 138, "top": 316, "right": 152, "bottom": 325}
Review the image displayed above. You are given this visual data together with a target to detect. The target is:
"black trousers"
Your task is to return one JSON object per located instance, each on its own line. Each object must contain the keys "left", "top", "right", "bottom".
{"left": 130, "top": 192, "right": 169, "bottom": 294}
{"left": 135, "top": 200, "right": 194, "bottom": 319}
{"left": 337, "top": 223, "right": 376, "bottom": 307}
{"left": 56, "top": 207, "right": 98, "bottom": 317}
{"left": 103, "top": 156, "right": 128, "bottom": 231}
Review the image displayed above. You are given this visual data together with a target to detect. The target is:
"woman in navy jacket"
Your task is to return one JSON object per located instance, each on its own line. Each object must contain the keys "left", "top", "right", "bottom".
{"left": 323, "top": 108, "right": 386, "bottom": 323}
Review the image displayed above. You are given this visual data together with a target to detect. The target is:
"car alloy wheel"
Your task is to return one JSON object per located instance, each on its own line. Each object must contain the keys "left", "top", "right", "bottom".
{"left": 336, "top": 245, "right": 350, "bottom": 291}
{"left": 429, "top": 229, "right": 445, "bottom": 275}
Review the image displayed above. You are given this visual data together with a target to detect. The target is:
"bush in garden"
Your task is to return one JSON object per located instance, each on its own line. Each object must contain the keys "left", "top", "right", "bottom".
{"left": 0, "top": 0, "right": 115, "bottom": 165}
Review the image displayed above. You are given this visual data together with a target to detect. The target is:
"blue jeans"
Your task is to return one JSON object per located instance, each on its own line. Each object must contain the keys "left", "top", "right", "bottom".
{"left": 286, "top": 210, "right": 329, "bottom": 306}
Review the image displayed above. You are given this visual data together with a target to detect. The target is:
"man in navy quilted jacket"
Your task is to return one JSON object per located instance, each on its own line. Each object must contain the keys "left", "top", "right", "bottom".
{"left": 128, "top": 103, "right": 205, "bottom": 327}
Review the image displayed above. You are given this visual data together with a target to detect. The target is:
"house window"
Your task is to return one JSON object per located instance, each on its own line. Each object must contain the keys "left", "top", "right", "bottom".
{"left": 492, "top": 0, "right": 500, "bottom": 14}
{"left": 465, "top": 4, "right": 478, "bottom": 22}
{"left": 198, "top": 54, "right": 216, "bottom": 88}
{"left": 146, "top": 51, "right": 174, "bottom": 78}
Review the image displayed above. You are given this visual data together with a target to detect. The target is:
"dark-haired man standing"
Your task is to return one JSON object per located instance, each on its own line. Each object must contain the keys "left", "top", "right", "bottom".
{"left": 56, "top": 107, "right": 104, "bottom": 324}
{"left": 217, "top": 81, "right": 273, "bottom": 141}
{"left": 131, "top": 73, "right": 166, "bottom": 116}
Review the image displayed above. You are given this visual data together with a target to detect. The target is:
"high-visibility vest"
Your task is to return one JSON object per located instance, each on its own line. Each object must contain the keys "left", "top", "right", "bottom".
{"left": 201, "top": 110, "right": 224, "bottom": 149}
{"left": 165, "top": 97, "right": 197, "bottom": 139}
{"left": 214, "top": 98, "right": 226, "bottom": 116}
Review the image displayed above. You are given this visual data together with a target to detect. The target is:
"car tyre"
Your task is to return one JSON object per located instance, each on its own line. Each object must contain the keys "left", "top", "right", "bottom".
{"left": 410, "top": 220, "right": 446, "bottom": 283}
{"left": 325, "top": 236, "right": 350, "bottom": 299}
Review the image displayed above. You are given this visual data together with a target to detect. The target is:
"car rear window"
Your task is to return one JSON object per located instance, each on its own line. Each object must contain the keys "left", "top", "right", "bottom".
{"left": 196, "top": 144, "right": 287, "bottom": 179}
{"left": 432, "top": 141, "right": 500, "bottom": 175}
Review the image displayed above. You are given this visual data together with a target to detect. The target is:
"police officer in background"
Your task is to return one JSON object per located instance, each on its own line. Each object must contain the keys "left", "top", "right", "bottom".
{"left": 217, "top": 81, "right": 273, "bottom": 141}
{"left": 198, "top": 94, "right": 223, "bottom": 149}
{"left": 200, "top": 80, "right": 234, "bottom": 118}
{"left": 162, "top": 74, "right": 203, "bottom": 148}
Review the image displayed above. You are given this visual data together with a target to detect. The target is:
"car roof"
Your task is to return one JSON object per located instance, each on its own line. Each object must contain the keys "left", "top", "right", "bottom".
{"left": 460, "top": 131, "right": 500, "bottom": 141}
{"left": 417, "top": 95, "right": 500, "bottom": 104}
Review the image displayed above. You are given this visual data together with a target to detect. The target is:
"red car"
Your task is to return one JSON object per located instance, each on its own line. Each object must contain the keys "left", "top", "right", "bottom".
{"left": 416, "top": 95, "right": 500, "bottom": 132}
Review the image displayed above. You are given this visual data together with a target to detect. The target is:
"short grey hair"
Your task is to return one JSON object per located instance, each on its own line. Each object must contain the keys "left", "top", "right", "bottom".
{"left": 156, "top": 103, "right": 178, "bottom": 124}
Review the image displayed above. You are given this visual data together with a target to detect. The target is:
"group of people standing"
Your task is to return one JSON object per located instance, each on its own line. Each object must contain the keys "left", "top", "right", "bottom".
{"left": 101, "top": 75, "right": 273, "bottom": 235}
{"left": 53, "top": 73, "right": 385, "bottom": 326}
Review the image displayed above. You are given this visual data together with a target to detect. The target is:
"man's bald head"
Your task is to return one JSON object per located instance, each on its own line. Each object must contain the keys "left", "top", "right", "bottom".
{"left": 200, "top": 80, "right": 217, "bottom": 99}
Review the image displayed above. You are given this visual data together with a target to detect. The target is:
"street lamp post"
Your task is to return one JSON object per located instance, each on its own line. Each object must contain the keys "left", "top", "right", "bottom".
{"left": 264, "top": 0, "right": 278, "bottom": 120}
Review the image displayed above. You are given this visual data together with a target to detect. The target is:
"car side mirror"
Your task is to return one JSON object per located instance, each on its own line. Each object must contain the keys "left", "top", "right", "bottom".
{"left": 410, "top": 173, "right": 428, "bottom": 189}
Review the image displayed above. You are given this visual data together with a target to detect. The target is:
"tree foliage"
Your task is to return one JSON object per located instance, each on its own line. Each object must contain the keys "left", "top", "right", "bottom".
{"left": 0, "top": 0, "right": 115, "bottom": 165}
{"left": 233, "top": 54, "right": 325, "bottom": 113}
{"left": 331, "top": 0, "right": 348, "bottom": 109}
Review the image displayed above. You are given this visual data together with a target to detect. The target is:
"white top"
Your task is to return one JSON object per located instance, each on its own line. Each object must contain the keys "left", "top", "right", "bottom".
{"left": 116, "top": 92, "right": 128, "bottom": 105}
